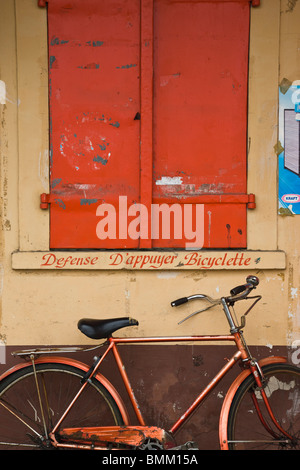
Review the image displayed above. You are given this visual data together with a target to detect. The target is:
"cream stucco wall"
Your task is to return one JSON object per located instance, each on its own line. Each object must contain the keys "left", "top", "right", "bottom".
{"left": 0, "top": 0, "right": 299, "bottom": 348}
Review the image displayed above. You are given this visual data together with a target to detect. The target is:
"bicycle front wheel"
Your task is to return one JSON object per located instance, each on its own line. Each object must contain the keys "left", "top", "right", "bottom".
{"left": 0, "top": 362, "right": 125, "bottom": 449}
{"left": 227, "top": 363, "right": 300, "bottom": 450}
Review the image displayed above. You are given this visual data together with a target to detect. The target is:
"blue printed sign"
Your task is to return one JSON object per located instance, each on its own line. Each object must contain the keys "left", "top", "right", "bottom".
{"left": 278, "top": 81, "right": 300, "bottom": 215}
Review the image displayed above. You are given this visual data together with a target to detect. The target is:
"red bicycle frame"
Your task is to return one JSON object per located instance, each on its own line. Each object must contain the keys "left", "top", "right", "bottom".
{"left": 109, "top": 333, "right": 241, "bottom": 432}
{"left": 45, "top": 330, "right": 289, "bottom": 450}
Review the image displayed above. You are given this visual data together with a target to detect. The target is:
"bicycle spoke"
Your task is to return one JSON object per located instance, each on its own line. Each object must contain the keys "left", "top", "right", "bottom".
{"left": 0, "top": 441, "right": 40, "bottom": 448}
{"left": 0, "top": 399, "right": 44, "bottom": 440}
{"left": 228, "top": 439, "right": 290, "bottom": 444}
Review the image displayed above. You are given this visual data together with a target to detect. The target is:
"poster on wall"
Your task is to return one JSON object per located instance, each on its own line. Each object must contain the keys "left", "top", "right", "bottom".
{"left": 278, "top": 80, "right": 300, "bottom": 215}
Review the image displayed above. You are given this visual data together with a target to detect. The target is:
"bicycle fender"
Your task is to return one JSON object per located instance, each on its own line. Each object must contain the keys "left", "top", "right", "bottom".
{"left": 0, "top": 356, "right": 130, "bottom": 425}
{"left": 219, "top": 355, "right": 287, "bottom": 450}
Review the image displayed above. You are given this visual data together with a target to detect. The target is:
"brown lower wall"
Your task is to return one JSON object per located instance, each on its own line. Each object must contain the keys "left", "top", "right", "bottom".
{"left": 0, "top": 344, "right": 297, "bottom": 450}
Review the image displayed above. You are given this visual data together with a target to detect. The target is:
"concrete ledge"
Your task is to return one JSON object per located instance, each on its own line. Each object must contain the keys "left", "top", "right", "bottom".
{"left": 11, "top": 250, "right": 286, "bottom": 271}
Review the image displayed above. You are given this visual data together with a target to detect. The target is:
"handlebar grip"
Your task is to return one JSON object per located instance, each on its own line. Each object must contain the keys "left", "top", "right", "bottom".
{"left": 171, "top": 297, "right": 188, "bottom": 307}
{"left": 230, "top": 284, "right": 249, "bottom": 296}
{"left": 230, "top": 276, "right": 259, "bottom": 297}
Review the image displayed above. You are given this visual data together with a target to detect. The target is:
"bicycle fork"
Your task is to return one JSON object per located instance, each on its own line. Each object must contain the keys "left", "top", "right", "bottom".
{"left": 227, "top": 306, "right": 295, "bottom": 447}
{"left": 248, "top": 359, "right": 294, "bottom": 445}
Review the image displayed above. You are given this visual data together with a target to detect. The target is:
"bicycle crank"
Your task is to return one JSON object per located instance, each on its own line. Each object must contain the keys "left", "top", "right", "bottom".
{"left": 137, "top": 438, "right": 164, "bottom": 450}
{"left": 171, "top": 441, "right": 199, "bottom": 450}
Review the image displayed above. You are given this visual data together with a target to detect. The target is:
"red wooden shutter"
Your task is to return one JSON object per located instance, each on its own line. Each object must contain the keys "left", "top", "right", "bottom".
{"left": 152, "top": 0, "right": 253, "bottom": 249}
{"left": 41, "top": 0, "right": 256, "bottom": 250}
{"left": 45, "top": 0, "right": 141, "bottom": 249}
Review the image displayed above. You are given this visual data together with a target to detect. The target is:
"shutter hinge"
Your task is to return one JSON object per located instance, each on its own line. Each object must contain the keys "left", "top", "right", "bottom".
{"left": 153, "top": 194, "right": 256, "bottom": 209}
{"left": 40, "top": 193, "right": 51, "bottom": 209}
{"left": 38, "top": 0, "right": 48, "bottom": 7}
{"left": 247, "top": 193, "right": 256, "bottom": 209}
{"left": 251, "top": 0, "right": 260, "bottom": 6}
{"left": 40, "top": 192, "right": 256, "bottom": 209}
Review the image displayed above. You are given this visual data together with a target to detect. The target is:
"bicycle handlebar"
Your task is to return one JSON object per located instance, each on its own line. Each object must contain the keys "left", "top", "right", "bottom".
{"left": 171, "top": 275, "right": 259, "bottom": 307}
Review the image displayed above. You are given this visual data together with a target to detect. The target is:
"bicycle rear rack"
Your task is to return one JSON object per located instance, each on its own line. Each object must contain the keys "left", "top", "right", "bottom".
{"left": 11, "top": 343, "right": 105, "bottom": 359}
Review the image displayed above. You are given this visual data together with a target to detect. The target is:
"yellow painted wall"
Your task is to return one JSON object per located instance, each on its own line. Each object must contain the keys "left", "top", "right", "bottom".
{"left": 0, "top": 0, "right": 299, "bottom": 349}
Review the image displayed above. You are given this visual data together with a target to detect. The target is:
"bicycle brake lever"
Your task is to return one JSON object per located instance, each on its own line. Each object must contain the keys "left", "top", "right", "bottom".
{"left": 178, "top": 300, "right": 221, "bottom": 325}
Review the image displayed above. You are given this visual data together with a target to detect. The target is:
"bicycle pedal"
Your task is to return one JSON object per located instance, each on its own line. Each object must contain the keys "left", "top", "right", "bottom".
{"left": 172, "top": 441, "right": 199, "bottom": 450}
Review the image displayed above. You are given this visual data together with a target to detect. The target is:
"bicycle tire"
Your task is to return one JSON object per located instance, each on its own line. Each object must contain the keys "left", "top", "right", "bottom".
{"left": 227, "top": 363, "right": 300, "bottom": 450}
{"left": 0, "top": 362, "right": 124, "bottom": 449}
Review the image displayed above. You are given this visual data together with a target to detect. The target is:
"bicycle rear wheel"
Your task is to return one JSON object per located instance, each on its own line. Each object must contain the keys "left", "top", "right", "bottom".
{"left": 227, "top": 363, "right": 300, "bottom": 450}
{"left": 0, "top": 362, "right": 124, "bottom": 449}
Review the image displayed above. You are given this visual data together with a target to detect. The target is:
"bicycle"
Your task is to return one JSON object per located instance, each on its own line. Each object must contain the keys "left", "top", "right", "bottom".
{"left": 0, "top": 275, "right": 299, "bottom": 450}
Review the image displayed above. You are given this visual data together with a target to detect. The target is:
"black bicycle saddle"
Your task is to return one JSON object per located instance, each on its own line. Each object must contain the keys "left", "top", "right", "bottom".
{"left": 78, "top": 317, "right": 139, "bottom": 339}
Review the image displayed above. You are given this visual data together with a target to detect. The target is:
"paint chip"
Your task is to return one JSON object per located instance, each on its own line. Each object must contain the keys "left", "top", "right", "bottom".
{"left": 280, "top": 78, "right": 293, "bottom": 94}
{"left": 80, "top": 199, "right": 98, "bottom": 205}
{"left": 156, "top": 176, "right": 183, "bottom": 185}
{"left": 274, "top": 141, "right": 284, "bottom": 155}
{"left": 0, "top": 80, "right": 6, "bottom": 105}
